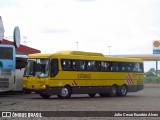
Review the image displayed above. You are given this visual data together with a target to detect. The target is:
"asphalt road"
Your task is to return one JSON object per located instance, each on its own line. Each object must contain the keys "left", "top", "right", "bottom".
{"left": 0, "top": 86, "right": 160, "bottom": 120}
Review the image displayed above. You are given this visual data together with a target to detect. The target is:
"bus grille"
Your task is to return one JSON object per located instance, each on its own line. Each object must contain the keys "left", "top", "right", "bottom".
{"left": 1, "top": 70, "right": 11, "bottom": 76}
{"left": 0, "top": 78, "right": 9, "bottom": 88}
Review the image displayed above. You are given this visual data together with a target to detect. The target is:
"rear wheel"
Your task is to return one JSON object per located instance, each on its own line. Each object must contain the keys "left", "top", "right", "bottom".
{"left": 39, "top": 94, "right": 51, "bottom": 99}
{"left": 58, "top": 86, "right": 72, "bottom": 99}
{"left": 88, "top": 94, "right": 96, "bottom": 97}
{"left": 109, "top": 85, "right": 118, "bottom": 97}
{"left": 119, "top": 85, "right": 128, "bottom": 97}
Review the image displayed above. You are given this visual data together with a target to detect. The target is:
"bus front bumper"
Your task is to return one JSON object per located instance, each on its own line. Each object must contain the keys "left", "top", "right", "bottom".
{"left": 23, "top": 87, "right": 61, "bottom": 95}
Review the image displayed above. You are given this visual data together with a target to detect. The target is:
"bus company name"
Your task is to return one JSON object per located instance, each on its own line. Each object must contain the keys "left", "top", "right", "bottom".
{"left": 37, "top": 81, "right": 46, "bottom": 84}
{"left": 2, "top": 112, "right": 42, "bottom": 118}
{"left": 78, "top": 73, "right": 91, "bottom": 79}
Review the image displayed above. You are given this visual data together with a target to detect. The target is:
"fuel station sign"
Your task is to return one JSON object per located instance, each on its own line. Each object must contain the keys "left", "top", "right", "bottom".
{"left": 153, "top": 41, "right": 160, "bottom": 54}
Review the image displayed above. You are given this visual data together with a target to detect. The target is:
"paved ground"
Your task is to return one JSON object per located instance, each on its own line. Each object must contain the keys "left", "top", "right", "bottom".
{"left": 0, "top": 85, "right": 160, "bottom": 120}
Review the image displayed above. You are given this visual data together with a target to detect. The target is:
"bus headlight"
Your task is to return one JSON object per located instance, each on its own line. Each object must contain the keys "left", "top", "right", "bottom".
{"left": 40, "top": 85, "right": 49, "bottom": 89}
{"left": 23, "top": 84, "right": 26, "bottom": 88}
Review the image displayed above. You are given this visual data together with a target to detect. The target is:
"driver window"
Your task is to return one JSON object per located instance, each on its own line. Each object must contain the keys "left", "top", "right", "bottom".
{"left": 51, "top": 59, "right": 59, "bottom": 77}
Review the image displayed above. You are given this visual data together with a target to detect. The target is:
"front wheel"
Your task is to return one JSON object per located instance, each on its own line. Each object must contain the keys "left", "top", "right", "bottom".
{"left": 58, "top": 86, "right": 72, "bottom": 99}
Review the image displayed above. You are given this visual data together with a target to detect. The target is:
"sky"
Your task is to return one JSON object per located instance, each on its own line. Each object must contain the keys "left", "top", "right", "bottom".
{"left": 0, "top": 0, "right": 160, "bottom": 71}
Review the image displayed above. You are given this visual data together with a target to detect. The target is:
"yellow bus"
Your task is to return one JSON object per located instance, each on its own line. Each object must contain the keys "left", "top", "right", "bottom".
{"left": 23, "top": 51, "right": 144, "bottom": 99}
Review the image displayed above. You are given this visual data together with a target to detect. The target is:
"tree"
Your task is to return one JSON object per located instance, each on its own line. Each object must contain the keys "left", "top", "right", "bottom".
{"left": 145, "top": 68, "right": 156, "bottom": 77}
{"left": 145, "top": 68, "right": 160, "bottom": 83}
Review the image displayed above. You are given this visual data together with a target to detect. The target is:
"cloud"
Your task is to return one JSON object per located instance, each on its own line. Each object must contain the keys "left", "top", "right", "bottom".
{"left": 40, "top": 27, "right": 71, "bottom": 34}
{"left": 77, "top": 0, "right": 96, "bottom": 2}
{"left": 0, "top": 0, "right": 19, "bottom": 8}
{"left": 0, "top": 0, "right": 160, "bottom": 56}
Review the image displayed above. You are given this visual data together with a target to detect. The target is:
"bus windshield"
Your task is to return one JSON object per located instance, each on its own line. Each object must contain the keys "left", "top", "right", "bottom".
{"left": 0, "top": 47, "right": 13, "bottom": 60}
{"left": 24, "top": 59, "right": 50, "bottom": 77}
{"left": 0, "top": 46, "right": 15, "bottom": 70}
{"left": 0, "top": 45, "right": 15, "bottom": 92}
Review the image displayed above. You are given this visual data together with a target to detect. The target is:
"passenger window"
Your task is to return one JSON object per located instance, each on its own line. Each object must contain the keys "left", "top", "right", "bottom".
{"left": 62, "top": 60, "right": 71, "bottom": 70}
{"left": 133, "top": 63, "right": 141, "bottom": 72}
{"left": 79, "top": 61, "right": 85, "bottom": 70}
{"left": 94, "top": 61, "right": 101, "bottom": 71}
{"left": 140, "top": 63, "right": 144, "bottom": 72}
{"left": 100, "top": 61, "right": 111, "bottom": 71}
{"left": 111, "top": 62, "right": 119, "bottom": 71}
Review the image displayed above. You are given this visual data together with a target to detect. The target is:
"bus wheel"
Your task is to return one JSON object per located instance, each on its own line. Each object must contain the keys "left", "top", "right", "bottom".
{"left": 88, "top": 94, "right": 96, "bottom": 97}
{"left": 109, "top": 85, "right": 118, "bottom": 97}
{"left": 58, "top": 86, "right": 72, "bottom": 99}
{"left": 39, "top": 94, "right": 51, "bottom": 99}
{"left": 119, "top": 85, "right": 128, "bottom": 97}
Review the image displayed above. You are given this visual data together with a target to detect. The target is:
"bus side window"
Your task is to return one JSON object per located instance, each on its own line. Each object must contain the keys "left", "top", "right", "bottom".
{"left": 95, "top": 61, "right": 101, "bottom": 71}
{"left": 101, "top": 61, "right": 110, "bottom": 71}
{"left": 79, "top": 61, "right": 85, "bottom": 70}
{"left": 126, "top": 63, "right": 131, "bottom": 72}
{"left": 133, "top": 63, "right": 142, "bottom": 72}
{"left": 118, "top": 62, "right": 122, "bottom": 71}
{"left": 112, "top": 62, "right": 118, "bottom": 71}
{"left": 140, "top": 63, "right": 144, "bottom": 72}
{"left": 70, "top": 60, "right": 76, "bottom": 70}
{"left": 107, "top": 62, "right": 111, "bottom": 71}
{"left": 51, "top": 59, "right": 59, "bottom": 77}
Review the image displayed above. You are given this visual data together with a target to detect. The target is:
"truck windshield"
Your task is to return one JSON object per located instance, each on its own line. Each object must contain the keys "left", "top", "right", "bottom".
{"left": 24, "top": 59, "right": 49, "bottom": 77}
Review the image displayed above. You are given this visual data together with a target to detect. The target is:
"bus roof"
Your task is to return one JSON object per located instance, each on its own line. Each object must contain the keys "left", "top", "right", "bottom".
{"left": 28, "top": 53, "right": 52, "bottom": 58}
{"left": 28, "top": 51, "right": 143, "bottom": 63}
{"left": 56, "top": 51, "right": 104, "bottom": 56}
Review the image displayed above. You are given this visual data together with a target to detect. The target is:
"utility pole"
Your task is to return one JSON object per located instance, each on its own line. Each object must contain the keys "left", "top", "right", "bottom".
{"left": 108, "top": 46, "right": 112, "bottom": 55}
{"left": 76, "top": 42, "right": 79, "bottom": 51}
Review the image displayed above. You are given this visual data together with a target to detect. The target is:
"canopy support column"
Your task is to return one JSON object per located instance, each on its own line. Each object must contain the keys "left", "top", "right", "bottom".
{"left": 156, "top": 60, "right": 158, "bottom": 77}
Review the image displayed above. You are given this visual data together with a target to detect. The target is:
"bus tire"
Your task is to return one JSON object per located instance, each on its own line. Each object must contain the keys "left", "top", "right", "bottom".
{"left": 109, "top": 85, "right": 118, "bottom": 97}
{"left": 119, "top": 85, "right": 128, "bottom": 97}
{"left": 58, "top": 86, "right": 72, "bottom": 99}
{"left": 88, "top": 94, "right": 96, "bottom": 97}
{"left": 39, "top": 94, "right": 51, "bottom": 99}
